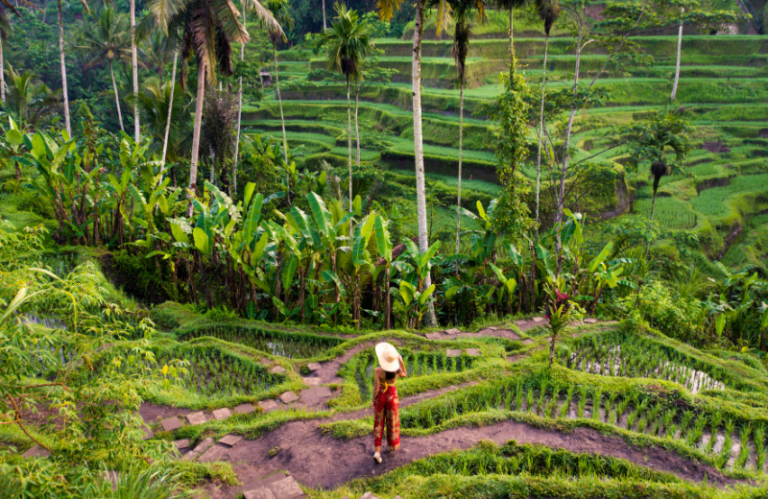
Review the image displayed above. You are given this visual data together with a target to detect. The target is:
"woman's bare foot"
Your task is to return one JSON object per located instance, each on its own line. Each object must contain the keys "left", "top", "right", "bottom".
{"left": 373, "top": 451, "right": 382, "bottom": 464}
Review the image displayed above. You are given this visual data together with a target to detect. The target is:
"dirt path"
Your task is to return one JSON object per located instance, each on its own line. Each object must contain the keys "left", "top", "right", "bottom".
{"left": 208, "top": 416, "right": 737, "bottom": 498}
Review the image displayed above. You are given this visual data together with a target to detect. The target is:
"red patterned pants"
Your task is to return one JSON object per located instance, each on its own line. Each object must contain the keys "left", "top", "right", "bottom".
{"left": 373, "top": 385, "right": 400, "bottom": 449}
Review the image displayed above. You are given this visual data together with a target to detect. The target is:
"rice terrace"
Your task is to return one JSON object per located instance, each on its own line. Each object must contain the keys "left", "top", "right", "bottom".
{"left": 7, "top": 0, "right": 768, "bottom": 497}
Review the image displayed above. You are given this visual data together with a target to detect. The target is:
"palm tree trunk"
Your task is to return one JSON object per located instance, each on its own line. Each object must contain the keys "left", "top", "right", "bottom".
{"left": 274, "top": 44, "right": 289, "bottom": 201}
{"left": 670, "top": 7, "right": 684, "bottom": 102}
{"left": 162, "top": 50, "right": 178, "bottom": 167}
{"left": 130, "top": 0, "right": 140, "bottom": 142}
{"left": 233, "top": 6, "right": 246, "bottom": 195}
{"left": 509, "top": 7, "right": 515, "bottom": 63}
{"left": 412, "top": 0, "right": 437, "bottom": 327}
{"left": 346, "top": 76, "right": 353, "bottom": 209}
{"left": 57, "top": 0, "right": 71, "bottom": 136}
{"left": 322, "top": 0, "right": 327, "bottom": 30}
{"left": 354, "top": 78, "right": 361, "bottom": 166}
{"left": 455, "top": 78, "right": 464, "bottom": 256}
{"left": 109, "top": 61, "right": 125, "bottom": 133}
{"left": 188, "top": 61, "right": 206, "bottom": 217}
{"left": 645, "top": 190, "right": 658, "bottom": 259}
{"left": 0, "top": 36, "right": 5, "bottom": 103}
{"left": 535, "top": 34, "right": 550, "bottom": 240}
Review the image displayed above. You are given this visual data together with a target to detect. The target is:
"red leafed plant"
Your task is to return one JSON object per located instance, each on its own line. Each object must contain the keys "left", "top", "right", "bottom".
{"left": 544, "top": 277, "right": 584, "bottom": 371}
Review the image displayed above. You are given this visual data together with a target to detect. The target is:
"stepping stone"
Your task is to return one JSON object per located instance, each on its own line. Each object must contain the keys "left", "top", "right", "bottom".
{"left": 302, "top": 377, "right": 322, "bottom": 386}
{"left": 443, "top": 328, "right": 460, "bottom": 335}
{"left": 465, "top": 348, "right": 481, "bottom": 357}
{"left": 425, "top": 333, "right": 444, "bottom": 340}
{"left": 160, "top": 416, "right": 183, "bottom": 432}
{"left": 327, "top": 377, "right": 344, "bottom": 384}
{"left": 244, "top": 489, "right": 276, "bottom": 499}
{"left": 174, "top": 439, "right": 191, "bottom": 452}
{"left": 192, "top": 437, "right": 215, "bottom": 454}
{"left": 182, "top": 451, "right": 199, "bottom": 462}
{"left": 269, "top": 366, "right": 287, "bottom": 375}
{"left": 212, "top": 408, "right": 233, "bottom": 420}
{"left": 306, "top": 362, "right": 322, "bottom": 372}
{"left": 279, "top": 391, "right": 299, "bottom": 404}
{"left": 446, "top": 349, "right": 462, "bottom": 358}
{"left": 532, "top": 317, "right": 546, "bottom": 323}
{"left": 234, "top": 403, "right": 255, "bottom": 415}
{"left": 219, "top": 434, "right": 243, "bottom": 448}
{"left": 523, "top": 339, "right": 534, "bottom": 345}
{"left": 515, "top": 320, "right": 528, "bottom": 326}
{"left": 583, "top": 318, "right": 598, "bottom": 324}
{"left": 186, "top": 411, "right": 208, "bottom": 426}
{"left": 358, "top": 493, "right": 379, "bottom": 499}
{"left": 478, "top": 327, "right": 498, "bottom": 334}
{"left": 258, "top": 400, "right": 279, "bottom": 413}
{"left": 198, "top": 443, "right": 230, "bottom": 463}
{"left": 22, "top": 445, "right": 50, "bottom": 459}
{"left": 142, "top": 426, "right": 154, "bottom": 440}
{"left": 299, "top": 386, "right": 332, "bottom": 406}
{"left": 270, "top": 476, "right": 304, "bottom": 498}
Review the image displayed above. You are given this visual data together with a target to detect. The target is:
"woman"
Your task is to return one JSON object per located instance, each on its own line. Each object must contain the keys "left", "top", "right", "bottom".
{"left": 371, "top": 342, "right": 407, "bottom": 464}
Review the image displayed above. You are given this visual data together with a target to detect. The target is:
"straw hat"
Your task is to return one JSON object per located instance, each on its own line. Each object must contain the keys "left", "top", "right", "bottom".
{"left": 375, "top": 342, "right": 400, "bottom": 371}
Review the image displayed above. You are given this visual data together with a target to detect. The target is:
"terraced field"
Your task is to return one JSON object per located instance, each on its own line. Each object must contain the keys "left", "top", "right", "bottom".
{"left": 85, "top": 305, "right": 768, "bottom": 498}
{"left": 239, "top": 15, "right": 768, "bottom": 267}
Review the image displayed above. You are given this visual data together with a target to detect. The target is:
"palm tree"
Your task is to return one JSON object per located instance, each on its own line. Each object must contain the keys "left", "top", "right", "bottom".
{"left": 494, "top": 0, "right": 528, "bottom": 62}
{"left": 0, "top": 0, "right": 34, "bottom": 104}
{"left": 233, "top": 3, "right": 246, "bottom": 194}
{"left": 431, "top": 0, "right": 485, "bottom": 256}
{"left": 129, "top": 0, "right": 140, "bottom": 142}
{"left": 621, "top": 112, "right": 691, "bottom": 259}
{"left": 376, "top": 0, "right": 437, "bottom": 326}
{"left": 58, "top": 0, "right": 90, "bottom": 136}
{"left": 670, "top": 7, "right": 683, "bottom": 102}
{"left": 318, "top": 3, "right": 372, "bottom": 211}
{"left": 262, "top": 0, "right": 294, "bottom": 167}
{"left": 78, "top": 7, "right": 130, "bottom": 132}
{"left": 146, "top": 0, "right": 282, "bottom": 215}
{"left": 534, "top": 0, "right": 559, "bottom": 237}
{"left": 5, "top": 65, "right": 62, "bottom": 132}
{"left": 132, "top": 77, "right": 191, "bottom": 169}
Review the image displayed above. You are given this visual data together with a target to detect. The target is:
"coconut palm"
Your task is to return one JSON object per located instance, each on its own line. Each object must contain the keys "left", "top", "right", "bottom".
{"left": 0, "top": 0, "right": 35, "bottom": 104}
{"left": 317, "top": 3, "right": 372, "bottom": 211}
{"left": 58, "top": 0, "right": 91, "bottom": 136}
{"left": 146, "top": 0, "right": 282, "bottom": 215}
{"left": 130, "top": 0, "right": 140, "bottom": 142}
{"left": 262, "top": 0, "right": 294, "bottom": 166}
{"left": 620, "top": 112, "right": 691, "bottom": 258}
{"left": 4, "top": 65, "right": 62, "bottom": 132}
{"left": 132, "top": 77, "right": 192, "bottom": 169}
{"left": 494, "top": 0, "right": 528, "bottom": 62}
{"left": 534, "top": 0, "right": 560, "bottom": 237}
{"left": 430, "top": 0, "right": 485, "bottom": 256}
{"left": 78, "top": 7, "right": 131, "bottom": 132}
{"left": 376, "top": 0, "right": 437, "bottom": 326}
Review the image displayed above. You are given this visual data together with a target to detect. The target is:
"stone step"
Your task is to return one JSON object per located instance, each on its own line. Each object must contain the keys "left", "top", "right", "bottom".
{"left": 21, "top": 444, "right": 50, "bottom": 459}
{"left": 243, "top": 472, "right": 305, "bottom": 499}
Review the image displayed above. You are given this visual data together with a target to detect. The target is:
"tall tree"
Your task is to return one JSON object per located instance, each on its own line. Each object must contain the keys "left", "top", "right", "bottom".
{"left": 263, "top": 0, "right": 294, "bottom": 167}
{"left": 620, "top": 112, "right": 691, "bottom": 259}
{"left": 494, "top": 0, "right": 528, "bottom": 63}
{"left": 0, "top": 0, "right": 34, "bottom": 104}
{"left": 78, "top": 7, "right": 130, "bottom": 132}
{"left": 58, "top": 0, "right": 90, "bottom": 136}
{"left": 146, "top": 0, "right": 282, "bottom": 215}
{"left": 377, "top": 0, "right": 437, "bottom": 326}
{"left": 4, "top": 65, "right": 62, "bottom": 132}
{"left": 534, "top": 0, "right": 559, "bottom": 237}
{"left": 130, "top": 0, "right": 140, "bottom": 142}
{"left": 318, "top": 3, "right": 372, "bottom": 211}
{"left": 431, "top": 0, "right": 485, "bottom": 256}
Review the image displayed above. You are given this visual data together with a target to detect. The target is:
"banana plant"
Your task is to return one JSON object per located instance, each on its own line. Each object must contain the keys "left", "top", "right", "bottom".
{"left": 392, "top": 280, "right": 436, "bottom": 329}
{"left": 349, "top": 213, "right": 377, "bottom": 329}
{"left": 489, "top": 262, "right": 517, "bottom": 314}
{"left": 374, "top": 216, "right": 394, "bottom": 329}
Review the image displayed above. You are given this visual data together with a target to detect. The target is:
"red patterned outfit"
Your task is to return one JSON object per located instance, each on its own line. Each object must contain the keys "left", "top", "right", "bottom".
{"left": 373, "top": 382, "right": 400, "bottom": 450}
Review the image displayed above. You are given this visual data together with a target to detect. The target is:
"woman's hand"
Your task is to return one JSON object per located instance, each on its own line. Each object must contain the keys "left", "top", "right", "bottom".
{"left": 398, "top": 355, "right": 407, "bottom": 377}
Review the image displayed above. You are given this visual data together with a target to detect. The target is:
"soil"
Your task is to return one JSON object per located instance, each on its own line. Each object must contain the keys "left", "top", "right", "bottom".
{"left": 140, "top": 403, "right": 194, "bottom": 424}
{"left": 208, "top": 417, "right": 739, "bottom": 498}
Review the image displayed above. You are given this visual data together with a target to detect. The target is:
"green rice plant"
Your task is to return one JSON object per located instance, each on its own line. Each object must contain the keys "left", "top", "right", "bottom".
{"left": 680, "top": 410, "right": 695, "bottom": 434}
{"left": 626, "top": 409, "right": 638, "bottom": 431}
{"left": 637, "top": 417, "right": 648, "bottom": 433}
{"left": 717, "top": 421, "right": 735, "bottom": 469}
{"left": 666, "top": 424, "right": 678, "bottom": 440}
{"left": 708, "top": 412, "right": 724, "bottom": 453}
{"left": 526, "top": 387, "right": 534, "bottom": 413}
{"left": 661, "top": 409, "right": 677, "bottom": 436}
{"left": 591, "top": 389, "right": 603, "bottom": 421}
{"left": 560, "top": 386, "right": 575, "bottom": 418}
{"left": 686, "top": 416, "right": 708, "bottom": 447}
{"left": 736, "top": 425, "right": 753, "bottom": 470}
{"left": 577, "top": 386, "right": 588, "bottom": 418}
{"left": 754, "top": 424, "right": 766, "bottom": 472}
